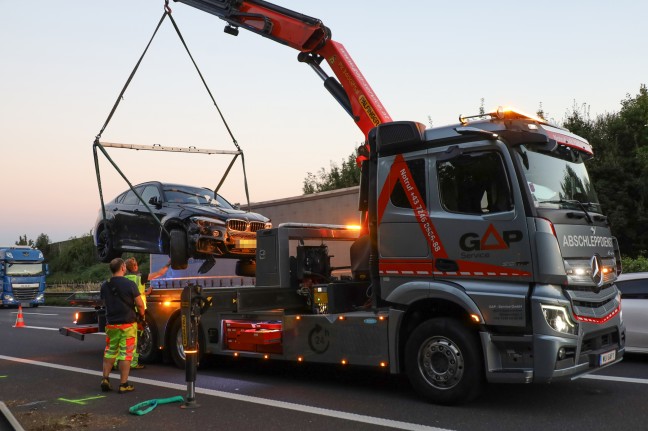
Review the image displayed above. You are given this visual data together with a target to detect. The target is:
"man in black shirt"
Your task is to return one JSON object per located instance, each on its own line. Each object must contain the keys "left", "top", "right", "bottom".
{"left": 100, "top": 258, "right": 145, "bottom": 394}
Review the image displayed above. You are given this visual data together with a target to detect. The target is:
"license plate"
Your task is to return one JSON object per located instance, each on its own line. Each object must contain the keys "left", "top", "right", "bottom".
{"left": 235, "top": 239, "right": 256, "bottom": 248}
{"left": 599, "top": 349, "right": 616, "bottom": 366}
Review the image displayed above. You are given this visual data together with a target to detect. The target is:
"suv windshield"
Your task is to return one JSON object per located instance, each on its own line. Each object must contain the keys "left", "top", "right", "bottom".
{"left": 515, "top": 144, "right": 601, "bottom": 213}
{"left": 163, "top": 185, "right": 235, "bottom": 209}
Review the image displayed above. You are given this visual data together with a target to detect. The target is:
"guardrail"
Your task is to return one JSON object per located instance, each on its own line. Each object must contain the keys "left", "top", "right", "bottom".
{"left": 47, "top": 282, "right": 101, "bottom": 292}
{"left": 45, "top": 292, "right": 76, "bottom": 301}
{"left": 45, "top": 288, "right": 101, "bottom": 307}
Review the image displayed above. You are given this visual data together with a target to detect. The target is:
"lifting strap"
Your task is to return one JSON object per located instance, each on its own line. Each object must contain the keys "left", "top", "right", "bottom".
{"left": 93, "top": 2, "right": 251, "bottom": 235}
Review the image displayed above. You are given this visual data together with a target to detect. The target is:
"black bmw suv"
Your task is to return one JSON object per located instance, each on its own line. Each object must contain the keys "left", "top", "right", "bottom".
{"left": 93, "top": 181, "right": 271, "bottom": 271}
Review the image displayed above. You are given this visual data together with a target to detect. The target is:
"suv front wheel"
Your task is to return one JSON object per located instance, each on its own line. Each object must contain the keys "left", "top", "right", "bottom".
{"left": 96, "top": 227, "right": 121, "bottom": 263}
{"left": 169, "top": 229, "right": 189, "bottom": 270}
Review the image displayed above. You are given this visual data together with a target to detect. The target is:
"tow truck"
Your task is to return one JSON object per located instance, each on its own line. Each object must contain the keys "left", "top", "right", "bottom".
{"left": 62, "top": 0, "right": 625, "bottom": 404}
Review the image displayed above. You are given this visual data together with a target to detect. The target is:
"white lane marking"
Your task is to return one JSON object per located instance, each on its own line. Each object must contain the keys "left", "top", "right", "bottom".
{"left": 581, "top": 374, "right": 648, "bottom": 385}
{"left": 20, "top": 326, "right": 59, "bottom": 331}
{"left": 0, "top": 354, "right": 449, "bottom": 431}
{"left": 15, "top": 327, "right": 648, "bottom": 388}
{"left": 10, "top": 312, "right": 58, "bottom": 316}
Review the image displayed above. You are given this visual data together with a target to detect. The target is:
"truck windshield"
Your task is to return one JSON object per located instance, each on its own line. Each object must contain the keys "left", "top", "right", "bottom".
{"left": 514, "top": 144, "right": 602, "bottom": 213}
{"left": 6, "top": 263, "right": 44, "bottom": 276}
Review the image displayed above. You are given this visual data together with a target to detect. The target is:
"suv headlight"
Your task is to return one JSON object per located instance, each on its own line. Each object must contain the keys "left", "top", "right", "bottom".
{"left": 190, "top": 216, "right": 226, "bottom": 237}
{"left": 541, "top": 304, "right": 578, "bottom": 335}
{"left": 264, "top": 222, "right": 273, "bottom": 229}
{"left": 190, "top": 216, "right": 226, "bottom": 228}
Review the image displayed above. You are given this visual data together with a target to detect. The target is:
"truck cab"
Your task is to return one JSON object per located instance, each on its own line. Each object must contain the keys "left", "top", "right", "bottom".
{"left": 0, "top": 246, "right": 48, "bottom": 307}
{"left": 364, "top": 108, "right": 624, "bottom": 396}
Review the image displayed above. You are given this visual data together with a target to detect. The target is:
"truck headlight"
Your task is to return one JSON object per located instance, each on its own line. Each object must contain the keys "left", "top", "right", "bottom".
{"left": 4, "top": 294, "right": 14, "bottom": 302}
{"left": 36, "top": 293, "right": 44, "bottom": 301}
{"left": 541, "top": 304, "right": 578, "bottom": 335}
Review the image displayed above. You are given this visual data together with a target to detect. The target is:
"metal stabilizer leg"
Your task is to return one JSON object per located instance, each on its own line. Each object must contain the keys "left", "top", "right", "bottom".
{"left": 181, "top": 347, "right": 200, "bottom": 408}
{"left": 180, "top": 284, "right": 204, "bottom": 409}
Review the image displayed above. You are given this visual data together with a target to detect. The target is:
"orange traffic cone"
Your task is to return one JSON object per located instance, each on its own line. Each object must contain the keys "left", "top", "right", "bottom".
{"left": 13, "top": 305, "right": 25, "bottom": 328}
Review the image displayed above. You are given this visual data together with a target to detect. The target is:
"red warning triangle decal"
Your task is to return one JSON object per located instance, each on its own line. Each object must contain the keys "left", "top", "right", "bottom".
{"left": 480, "top": 224, "right": 508, "bottom": 250}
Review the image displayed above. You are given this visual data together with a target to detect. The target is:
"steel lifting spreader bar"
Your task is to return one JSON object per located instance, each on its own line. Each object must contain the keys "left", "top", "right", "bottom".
{"left": 99, "top": 141, "right": 242, "bottom": 156}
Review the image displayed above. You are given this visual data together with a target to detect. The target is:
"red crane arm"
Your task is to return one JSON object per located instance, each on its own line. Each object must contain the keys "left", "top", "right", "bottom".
{"left": 175, "top": 0, "right": 392, "bottom": 139}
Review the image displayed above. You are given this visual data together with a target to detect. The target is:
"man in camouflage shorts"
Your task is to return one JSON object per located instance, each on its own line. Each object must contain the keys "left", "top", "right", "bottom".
{"left": 100, "top": 258, "right": 145, "bottom": 394}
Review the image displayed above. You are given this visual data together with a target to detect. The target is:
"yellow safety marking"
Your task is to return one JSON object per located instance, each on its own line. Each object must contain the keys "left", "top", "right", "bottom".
{"left": 58, "top": 395, "right": 106, "bottom": 405}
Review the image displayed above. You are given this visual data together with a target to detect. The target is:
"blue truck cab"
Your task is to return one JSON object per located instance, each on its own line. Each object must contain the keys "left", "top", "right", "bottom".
{"left": 0, "top": 246, "right": 48, "bottom": 307}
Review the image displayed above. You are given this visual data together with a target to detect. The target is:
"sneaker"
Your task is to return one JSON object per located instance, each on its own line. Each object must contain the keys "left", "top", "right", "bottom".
{"left": 118, "top": 382, "right": 135, "bottom": 394}
{"left": 131, "top": 364, "right": 146, "bottom": 370}
{"left": 100, "top": 378, "right": 112, "bottom": 392}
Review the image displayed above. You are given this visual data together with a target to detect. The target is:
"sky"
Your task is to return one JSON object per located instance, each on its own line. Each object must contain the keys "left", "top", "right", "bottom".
{"left": 1, "top": 0, "right": 646, "bottom": 246}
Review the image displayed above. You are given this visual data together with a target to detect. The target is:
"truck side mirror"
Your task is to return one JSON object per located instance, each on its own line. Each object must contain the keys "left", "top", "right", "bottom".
{"left": 44, "top": 263, "right": 50, "bottom": 276}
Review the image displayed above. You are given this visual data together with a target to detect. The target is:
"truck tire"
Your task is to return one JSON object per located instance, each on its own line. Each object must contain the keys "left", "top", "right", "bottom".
{"left": 169, "top": 317, "right": 203, "bottom": 369}
{"left": 170, "top": 229, "right": 189, "bottom": 270}
{"left": 96, "top": 227, "right": 121, "bottom": 263}
{"left": 137, "top": 319, "right": 160, "bottom": 364}
{"left": 405, "top": 318, "right": 484, "bottom": 405}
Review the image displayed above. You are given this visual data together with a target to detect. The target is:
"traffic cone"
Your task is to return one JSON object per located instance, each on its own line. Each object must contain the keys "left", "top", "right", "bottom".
{"left": 13, "top": 305, "right": 25, "bottom": 328}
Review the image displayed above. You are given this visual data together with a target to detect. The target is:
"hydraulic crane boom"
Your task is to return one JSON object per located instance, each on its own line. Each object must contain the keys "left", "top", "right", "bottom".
{"left": 174, "top": 0, "right": 392, "bottom": 140}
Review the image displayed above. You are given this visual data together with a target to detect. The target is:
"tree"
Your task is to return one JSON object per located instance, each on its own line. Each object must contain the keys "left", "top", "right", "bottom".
{"left": 303, "top": 149, "right": 361, "bottom": 194}
{"left": 49, "top": 234, "right": 98, "bottom": 273}
{"left": 563, "top": 84, "right": 648, "bottom": 257}
{"left": 35, "top": 233, "right": 51, "bottom": 257}
{"left": 15, "top": 234, "right": 34, "bottom": 247}
{"left": 536, "top": 102, "right": 547, "bottom": 121}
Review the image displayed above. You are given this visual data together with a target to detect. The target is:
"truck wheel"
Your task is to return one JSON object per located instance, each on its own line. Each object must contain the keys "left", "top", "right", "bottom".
{"left": 96, "top": 228, "right": 120, "bottom": 263}
{"left": 169, "top": 317, "right": 203, "bottom": 369}
{"left": 137, "top": 319, "right": 160, "bottom": 364}
{"left": 405, "top": 318, "right": 484, "bottom": 405}
{"left": 170, "top": 230, "right": 189, "bottom": 270}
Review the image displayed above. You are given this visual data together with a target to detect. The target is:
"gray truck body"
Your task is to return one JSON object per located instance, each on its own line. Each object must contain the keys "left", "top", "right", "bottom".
{"left": 136, "top": 111, "right": 625, "bottom": 404}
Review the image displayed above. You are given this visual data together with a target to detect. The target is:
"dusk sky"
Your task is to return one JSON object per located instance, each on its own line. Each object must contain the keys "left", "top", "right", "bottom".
{"left": 1, "top": 0, "right": 646, "bottom": 245}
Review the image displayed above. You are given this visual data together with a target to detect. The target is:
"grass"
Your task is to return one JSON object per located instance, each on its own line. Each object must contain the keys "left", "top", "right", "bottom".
{"left": 47, "top": 263, "right": 110, "bottom": 284}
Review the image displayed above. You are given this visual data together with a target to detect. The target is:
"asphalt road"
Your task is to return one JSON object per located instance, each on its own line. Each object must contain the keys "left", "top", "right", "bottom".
{"left": 1, "top": 306, "right": 647, "bottom": 431}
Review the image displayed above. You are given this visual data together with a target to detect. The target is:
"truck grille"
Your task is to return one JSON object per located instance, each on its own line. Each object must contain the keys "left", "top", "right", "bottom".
{"left": 580, "top": 327, "right": 620, "bottom": 361}
{"left": 13, "top": 286, "right": 39, "bottom": 301}
{"left": 565, "top": 286, "right": 620, "bottom": 320}
{"left": 227, "top": 220, "right": 266, "bottom": 232}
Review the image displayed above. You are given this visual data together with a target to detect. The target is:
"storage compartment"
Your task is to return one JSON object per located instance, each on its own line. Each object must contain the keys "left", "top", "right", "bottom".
{"left": 326, "top": 282, "right": 370, "bottom": 313}
{"left": 223, "top": 320, "right": 283, "bottom": 353}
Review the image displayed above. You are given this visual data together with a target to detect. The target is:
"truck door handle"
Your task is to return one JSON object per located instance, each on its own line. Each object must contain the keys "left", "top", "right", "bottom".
{"left": 435, "top": 258, "right": 459, "bottom": 273}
